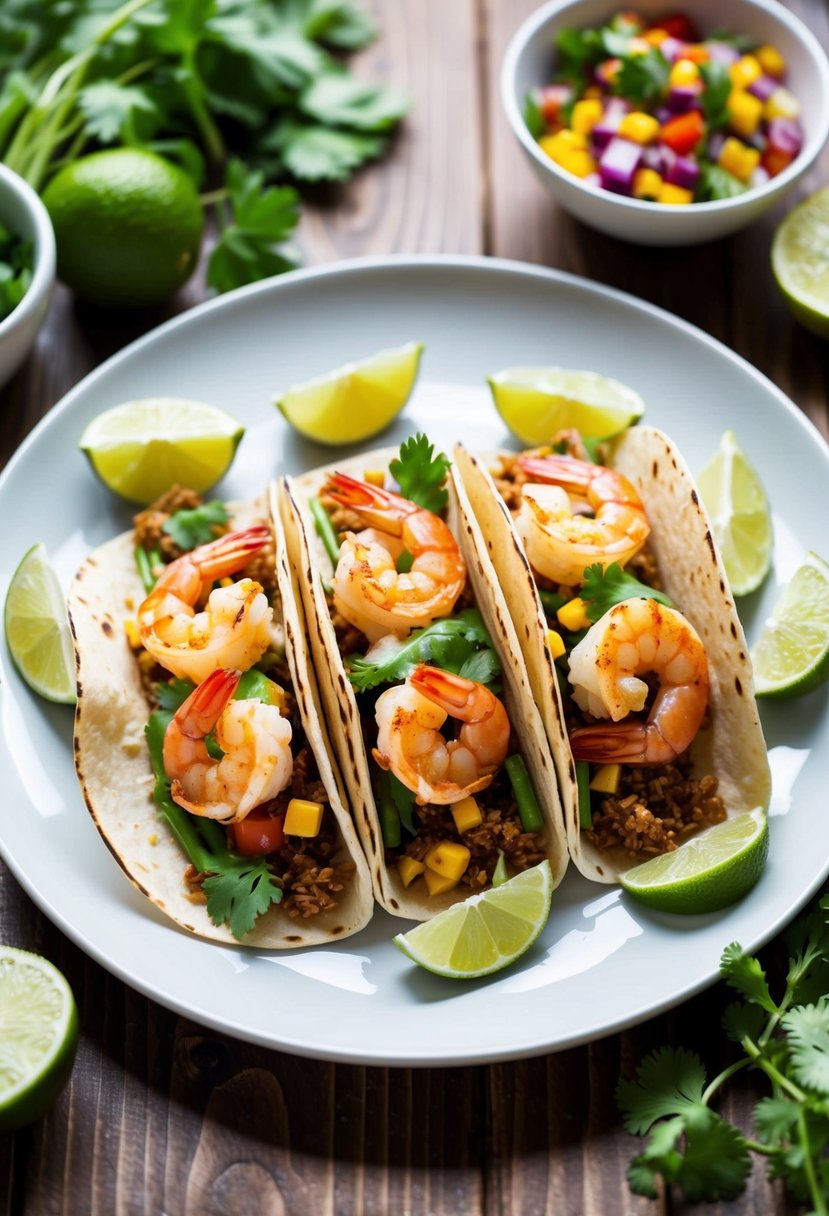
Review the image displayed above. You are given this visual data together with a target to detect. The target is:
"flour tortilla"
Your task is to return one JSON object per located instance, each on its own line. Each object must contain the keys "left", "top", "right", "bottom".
{"left": 276, "top": 448, "right": 569, "bottom": 921}
{"left": 68, "top": 498, "right": 373, "bottom": 947}
{"left": 453, "top": 428, "right": 771, "bottom": 884}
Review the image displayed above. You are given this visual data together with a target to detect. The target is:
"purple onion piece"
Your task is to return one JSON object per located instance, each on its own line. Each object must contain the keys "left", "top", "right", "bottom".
{"left": 750, "top": 166, "right": 771, "bottom": 188}
{"left": 667, "top": 85, "right": 703, "bottom": 114}
{"left": 659, "top": 37, "right": 685, "bottom": 61}
{"left": 599, "top": 137, "right": 643, "bottom": 194}
{"left": 748, "top": 74, "right": 778, "bottom": 102}
{"left": 582, "top": 172, "right": 602, "bottom": 189}
{"left": 704, "top": 40, "right": 739, "bottom": 66}
{"left": 604, "top": 96, "right": 633, "bottom": 120}
{"left": 641, "top": 144, "right": 664, "bottom": 172}
{"left": 768, "top": 117, "right": 804, "bottom": 156}
{"left": 592, "top": 119, "right": 623, "bottom": 150}
{"left": 665, "top": 153, "right": 700, "bottom": 190}
{"left": 706, "top": 131, "right": 726, "bottom": 162}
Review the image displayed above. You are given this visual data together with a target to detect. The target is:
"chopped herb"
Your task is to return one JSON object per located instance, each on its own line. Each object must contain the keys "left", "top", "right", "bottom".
{"left": 348, "top": 608, "right": 500, "bottom": 693}
{"left": 555, "top": 26, "right": 603, "bottom": 89}
{"left": 309, "top": 496, "right": 341, "bottom": 567}
{"left": 0, "top": 224, "right": 32, "bottom": 322}
{"left": 699, "top": 60, "right": 733, "bottom": 130}
{"left": 581, "top": 562, "right": 674, "bottom": 622}
{"left": 389, "top": 433, "right": 451, "bottom": 515}
{"left": 697, "top": 161, "right": 748, "bottom": 202}
{"left": 504, "top": 754, "right": 544, "bottom": 834}
{"left": 613, "top": 49, "right": 671, "bottom": 106}
{"left": 523, "top": 89, "right": 546, "bottom": 139}
{"left": 134, "top": 544, "right": 161, "bottom": 594}
{"left": 162, "top": 501, "right": 230, "bottom": 550}
{"left": 154, "top": 678, "right": 196, "bottom": 712}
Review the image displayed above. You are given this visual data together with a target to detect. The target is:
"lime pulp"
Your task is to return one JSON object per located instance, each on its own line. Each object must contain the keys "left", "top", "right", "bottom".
{"left": 696, "top": 429, "right": 771, "bottom": 597}
{"left": 4, "top": 543, "right": 76, "bottom": 703}
{"left": 488, "top": 366, "right": 645, "bottom": 446}
{"left": 751, "top": 551, "right": 829, "bottom": 698}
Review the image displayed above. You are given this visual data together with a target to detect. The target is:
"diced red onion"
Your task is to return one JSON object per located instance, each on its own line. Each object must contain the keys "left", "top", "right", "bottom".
{"left": 654, "top": 105, "right": 673, "bottom": 125}
{"left": 659, "top": 37, "right": 685, "bottom": 61}
{"left": 599, "top": 137, "right": 643, "bottom": 194}
{"left": 667, "top": 85, "right": 703, "bottom": 114}
{"left": 582, "top": 172, "right": 602, "bottom": 189}
{"left": 604, "top": 96, "right": 633, "bottom": 120}
{"left": 768, "top": 117, "right": 804, "bottom": 156}
{"left": 704, "top": 40, "right": 739, "bottom": 66}
{"left": 666, "top": 153, "right": 700, "bottom": 190}
{"left": 750, "top": 166, "right": 770, "bottom": 188}
{"left": 747, "top": 74, "right": 778, "bottom": 102}
{"left": 745, "top": 129, "right": 769, "bottom": 152}
{"left": 706, "top": 131, "right": 726, "bottom": 162}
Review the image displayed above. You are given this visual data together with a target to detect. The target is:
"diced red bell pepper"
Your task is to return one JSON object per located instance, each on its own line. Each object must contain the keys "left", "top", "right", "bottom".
{"left": 231, "top": 809, "right": 285, "bottom": 857}
{"left": 761, "top": 146, "right": 794, "bottom": 178}
{"left": 660, "top": 109, "right": 706, "bottom": 155}
{"left": 538, "top": 84, "right": 573, "bottom": 125}
{"left": 653, "top": 13, "right": 698, "bottom": 42}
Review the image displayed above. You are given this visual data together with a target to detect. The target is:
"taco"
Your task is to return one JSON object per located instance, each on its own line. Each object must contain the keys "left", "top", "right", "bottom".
{"left": 275, "top": 435, "right": 569, "bottom": 920}
{"left": 69, "top": 487, "right": 373, "bottom": 946}
{"left": 453, "top": 427, "right": 771, "bottom": 885}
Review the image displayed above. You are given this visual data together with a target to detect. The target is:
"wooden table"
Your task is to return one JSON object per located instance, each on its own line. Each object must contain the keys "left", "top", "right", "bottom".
{"left": 2, "top": 2, "right": 828, "bottom": 1212}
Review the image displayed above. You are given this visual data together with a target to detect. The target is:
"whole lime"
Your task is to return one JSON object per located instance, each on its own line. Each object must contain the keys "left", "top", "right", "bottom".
{"left": 42, "top": 148, "right": 203, "bottom": 307}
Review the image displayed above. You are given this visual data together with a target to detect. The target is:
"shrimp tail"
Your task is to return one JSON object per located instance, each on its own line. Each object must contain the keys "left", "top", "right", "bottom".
{"left": 518, "top": 453, "right": 591, "bottom": 494}
{"left": 192, "top": 525, "right": 271, "bottom": 581}
{"left": 324, "top": 473, "right": 407, "bottom": 536}
{"left": 570, "top": 720, "right": 651, "bottom": 764}
{"left": 410, "top": 665, "right": 478, "bottom": 717}
{"left": 174, "top": 668, "right": 241, "bottom": 737}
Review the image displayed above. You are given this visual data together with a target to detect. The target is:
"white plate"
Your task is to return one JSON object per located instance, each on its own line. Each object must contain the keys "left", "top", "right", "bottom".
{"left": 1, "top": 256, "right": 827, "bottom": 1066}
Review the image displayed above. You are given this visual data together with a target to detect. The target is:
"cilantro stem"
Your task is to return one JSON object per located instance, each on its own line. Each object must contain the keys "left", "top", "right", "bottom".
{"left": 180, "top": 53, "right": 226, "bottom": 166}
{"left": 309, "top": 497, "right": 341, "bottom": 568}
{"left": 743, "top": 1037, "right": 808, "bottom": 1104}
{"left": 700, "top": 1056, "right": 751, "bottom": 1105}
{"left": 797, "top": 1107, "right": 827, "bottom": 1216}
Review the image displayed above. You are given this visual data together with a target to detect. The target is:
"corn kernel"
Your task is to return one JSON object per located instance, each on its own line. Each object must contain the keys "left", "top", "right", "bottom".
{"left": 546, "top": 628, "right": 566, "bottom": 659}
{"left": 719, "top": 136, "right": 761, "bottom": 182}
{"left": 727, "top": 88, "right": 763, "bottom": 138}
{"left": 451, "top": 796, "right": 483, "bottom": 834}
{"left": 124, "top": 618, "right": 140, "bottom": 648}
{"left": 642, "top": 27, "right": 668, "bottom": 45}
{"left": 284, "top": 798, "right": 324, "bottom": 837}
{"left": 148, "top": 833, "right": 158, "bottom": 846}
{"left": 541, "top": 128, "right": 587, "bottom": 152}
{"left": 669, "top": 58, "right": 700, "bottom": 88}
{"left": 589, "top": 764, "right": 622, "bottom": 794}
{"left": 764, "top": 87, "right": 801, "bottom": 120}
{"left": 730, "top": 54, "right": 762, "bottom": 89}
{"left": 363, "top": 468, "right": 386, "bottom": 487}
{"left": 618, "top": 111, "right": 660, "bottom": 144}
{"left": 397, "top": 856, "right": 426, "bottom": 888}
{"left": 556, "top": 597, "right": 590, "bottom": 632}
{"left": 633, "top": 167, "right": 663, "bottom": 199}
{"left": 657, "top": 182, "right": 694, "bottom": 205}
{"left": 756, "top": 44, "right": 786, "bottom": 79}
{"left": 571, "top": 97, "right": 603, "bottom": 136}
{"left": 425, "top": 841, "right": 471, "bottom": 881}
{"left": 423, "top": 869, "right": 459, "bottom": 897}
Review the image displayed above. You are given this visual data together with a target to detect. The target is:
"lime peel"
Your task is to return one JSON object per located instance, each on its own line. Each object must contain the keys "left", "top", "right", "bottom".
{"left": 488, "top": 366, "right": 645, "bottom": 446}
{"left": 751, "top": 550, "right": 829, "bottom": 698}
{"left": 5, "top": 542, "right": 76, "bottom": 703}
{"left": 696, "top": 429, "right": 771, "bottom": 597}
{"left": 772, "top": 187, "right": 829, "bottom": 338}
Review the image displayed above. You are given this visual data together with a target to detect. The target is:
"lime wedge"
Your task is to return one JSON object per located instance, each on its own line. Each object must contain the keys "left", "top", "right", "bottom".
{"left": 772, "top": 187, "right": 829, "bottom": 338}
{"left": 79, "top": 397, "right": 244, "bottom": 504}
{"left": 275, "top": 341, "right": 424, "bottom": 445}
{"left": 621, "top": 808, "right": 768, "bottom": 915}
{"left": 393, "top": 860, "right": 553, "bottom": 979}
{"left": 751, "top": 551, "right": 829, "bottom": 698}
{"left": 5, "top": 543, "right": 76, "bottom": 703}
{"left": 0, "top": 946, "right": 79, "bottom": 1132}
{"left": 696, "top": 429, "right": 772, "bottom": 596}
{"left": 488, "top": 366, "right": 645, "bottom": 445}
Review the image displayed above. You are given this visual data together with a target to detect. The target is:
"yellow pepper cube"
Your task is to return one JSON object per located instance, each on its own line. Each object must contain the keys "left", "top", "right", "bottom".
{"left": 633, "top": 167, "right": 663, "bottom": 199}
{"left": 657, "top": 182, "right": 694, "bottom": 205}
{"left": 764, "top": 87, "right": 801, "bottom": 120}
{"left": 425, "top": 841, "right": 471, "bottom": 881}
{"left": 582, "top": 85, "right": 603, "bottom": 99}
{"left": 618, "top": 111, "right": 660, "bottom": 144}
{"left": 397, "top": 856, "right": 426, "bottom": 888}
{"left": 556, "top": 596, "right": 590, "bottom": 632}
{"left": 719, "top": 136, "right": 761, "bottom": 182}
{"left": 756, "top": 44, "right": 786, "bottom": 79}
{"left": 571, "top": 97, "right": 603, "bottom": 136}
{"left": 363, "top": 468, "right": 386, "bottom": 487}
{"left": 124, "top": 618, "right": 140, "bottom": 649}
{"left": 423, "top": 869, "right": 459, "bottom": 897}
{"left": 546, "top": 628, "right": 566, "bottom": 660}
{"left": 642, "top": 27, "right": 668, "bottom": 46}
{"left": 727, "top": 88, "right": 763, "bottom": 138}
{"left": 589, "top": 763, "right": 622, "bottom": 795}
{"left": 539, "top": 130, "right": 597, "bottom": 179}
{"left": 451, "top": 796, "right": 483, "bottom": 834}
{"left": 669, "top": 58, "right": 700, "bottom": 88}
{"left": 284, "top": 798, "right": 324, "bottom": 837}
{"left": 730, "top": 54, "right": 762, "bottom": 89}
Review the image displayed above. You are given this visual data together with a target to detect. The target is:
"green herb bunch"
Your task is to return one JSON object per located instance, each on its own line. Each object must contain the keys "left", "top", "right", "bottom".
{"left": 0, "top": 0, "right": 408, "bottom": 293}
{"left": 619, "top": 896, "right": 829, "bottom": 1211}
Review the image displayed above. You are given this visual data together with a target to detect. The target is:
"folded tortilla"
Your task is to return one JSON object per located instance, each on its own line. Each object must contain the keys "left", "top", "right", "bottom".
{"left": 68, "top": 498, "right": 374, "bottom": 947}
{"left": 275, "top": 448, "right": 570, "bottom": 921}
{"left": 453, "top": 428, "right": 771, "bottom": 884}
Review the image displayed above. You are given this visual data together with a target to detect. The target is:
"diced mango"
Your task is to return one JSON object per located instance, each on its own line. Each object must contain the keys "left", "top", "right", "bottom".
{"left": 539, "top": 130, "right": 597, "bottom": 179}
{"left": 425, "top": 841, "right": 471, "bottom": 881}
{"left": 124, "top": 618, "right": 140, "bottom": 649}
{"left": 423, "top": 869, "right": 459, "bottom": 897}
{"left": 669, "top": 58, "right": 700, "bottom": 88}
{"left": 633, "top": 167, "right": 663, "bottom": 199}
{"left": 727, "top": 89, "right": 763, "bottom": 138}
{"left": 397, "top": 856, "right": 426, "bottom": 888}
{"left": 618, "top": 111, "right": 660, "bottom": 144}
{"left": 756, "top": 44, "right": 786, "bottom": 79}
{"left": 284, "top": 798, "right": 324, "bottom": 837}
{"left": 642, "top": 27, "right": 668, "bottom": 45}
{"left": 582, "top": 85, "right": 604, "bottom": 99}
{"left": 546, "top": 628, "right": 566, "bottom": 660}
{"left": 451, "top": 796, "right": 483, "bottom": 834}
{"left": 657, "top": 182, "right": 694, "bottom": 205}
{"left": 589, "top": 763, "right": 622, "bottom": 794}
{"left": 719, "top": 136, "right": 761, "bottom": 182}
{"left": 363, "top": 468, "right": 386, "bottom": 487}
{"left": 730, "top": 54, "right": 762, "bottom": 89}
{"left": 571, "top": 98, "right": 603, "bottom": 136}
{"left": 557, "top": 597, "right": 590, "bottom": 632}
{"left": 764, "top": 87, "right": 801, "bottom": 121}
{"left": 682, "top": 44, "right": 710, "bottom": 65}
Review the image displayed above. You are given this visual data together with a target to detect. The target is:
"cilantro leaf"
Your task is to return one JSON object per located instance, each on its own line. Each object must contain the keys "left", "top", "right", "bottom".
{"left": 77, "top": 80, "right": 160, "bottom": 144}
{"left": 720, "top": 942, "right": 778, "bottom": 1013}
{"left": 348, "top": 608, "right": 500, "bottom": 693}
{"left": 722, "top": 1000, "right": 766, "bottom": 1045}
{"left": 300, "top": 0, "right": 378, "bottom": 50}
{"left": 299, "top": 69, "right": 409, "bottom": 131}
{"left": 162, "top": 500, "right": 230, "bottom": 549}
{"left": 154, "top": 678, "right": 196, "bottom": 712}
{"left": 699, "top": 59, "right": 732, "bottom": 129}
{"left": 617, "top": 1046, "right": 707, "bottom": 1134}
{"left": 614, "top": 49, "right": 670, "bottom": 106}
{"left": 523, "top": 89, "right": 545, "bottom": 139}
{"left": 207, "top": 160, "right": 300, "bottom": 294}
{"left": 697, "top": 162, "right": 747, "bottom": 203}
{"left": 626, "top": 1115, "right": 685, "bottom": 1196}
{"left": 269, "top": 119, "right": 386, "bottom": 181}
{"left": 676, "top": 1106, "right": 751, "bottom": 1202}
{"left": 754, "top": 1096, "right": 800, "bottom": 1144}
{"left": 580, "top": 562, "right": 674, "bottom": 622}
{"left": 457, "top": 646, "right": 502, "bottom": 688}
{"left": 782, "top": 1002, "right": 829, "bottom": 1095}
{"left": 388, "top": 769, "right": 416, "bottom": 836}
{"left": 555, "top": 26, "right": 603, "bottom": 89}
{"left": 390, "top": 433, "right": 451, "bottom": 514}
{"left": 202, "top": 860, "right": 283, "bottom": 940}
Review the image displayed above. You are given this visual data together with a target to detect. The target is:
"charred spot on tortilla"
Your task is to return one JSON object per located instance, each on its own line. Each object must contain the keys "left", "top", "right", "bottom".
{"left": 652, "top": 460, "right": 659, "bottom": 478}
{"left": 730, "top": 622, "right": 738, "bottom": 639}
{"left": 721, "top": 579, "right": 728, "bottom": 595}
{"left": 735, "top": 677, "right": 743, "bottom": 696}
{"left": 101, "top": 619, "right": 113, "bottom": 636}
{"left": 331, "top": 925, "right": 345, "bottom": 934}
{"left": 286, "top": 935, "right": 303, "bottom": 944}
{"left": 704, "top": 530, "right": 716, "bottom": 561}
{"left": 690, "top": 489, "right": 699, "bottom": 507}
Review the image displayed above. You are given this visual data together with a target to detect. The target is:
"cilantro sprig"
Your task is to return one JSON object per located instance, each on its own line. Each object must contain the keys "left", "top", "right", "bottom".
{"left": 619, "top": 897, "right": 829, "bottom": 1211}
{"left": 162, "top": 500, "right": 230, "bottom": 550}
{"left": 389, "top": 433, "right": 451, "bottom": 515}
{"left": 580, "top": 562, "right": 674, "bottom": 623}
{"left": 348, "top": 608, "right": 501, "bottom": 693}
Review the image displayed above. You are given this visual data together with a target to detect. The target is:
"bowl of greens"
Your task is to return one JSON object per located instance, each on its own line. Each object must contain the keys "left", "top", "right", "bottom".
{"left": 0, "top": 164, "right": 55, "bottom": 388}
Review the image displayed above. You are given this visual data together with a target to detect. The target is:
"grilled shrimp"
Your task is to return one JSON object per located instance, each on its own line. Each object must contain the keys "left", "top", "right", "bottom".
{"left": 138, "top": 526, "right": 273, "bottom": 683}
{"left": 567, "top": 598, "right": 709, "bottom": 765}
{"left": 163, "top": 668, "right": 293, "bottom": 822}
{"left": 373, "top": 665, "right": 510, "bottom": 804}
{"left": 324, "top": 472, "right": 466, "bottom": 643}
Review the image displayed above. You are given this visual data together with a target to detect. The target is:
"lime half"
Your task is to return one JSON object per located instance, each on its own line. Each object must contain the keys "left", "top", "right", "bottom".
{"left": 621, "top": 808, "right": 768, "bottom": 915}
{"left": 275, "top": 341, "right": 424, "bottom": 445}
{"left": 79, "top": 397, "right": 244, "bottom": 505}
{"left": 0, "top": 947, "right": 79, "bottom": 1132}
{"left": 393, "top": 860, "right": 553, "bottom": 979}
{"left": 5, "top": 543, "right": 76, "bottom": 703}
{"left": 772, "top": 188, "right": 829, "bottom": 338}
{"left": 488, "top": 366, "right": 645, "bottom": 445}
{"left": 751, "top": 551, "right": 829, "bottom": 698}
{"left": 696, "top": 429, "right": 772, "bottom": 596}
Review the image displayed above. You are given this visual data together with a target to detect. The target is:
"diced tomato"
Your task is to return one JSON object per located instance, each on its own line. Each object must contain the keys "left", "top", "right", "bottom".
{"left": 231, "top": 809, "right": 285, "bottom": 857}
{"left": 761, "top": 146, "right": 793, "bottom": 177}
{"left": 654, "top": 14, "right": 698, "bottom": 41}
{"left": 539, "top": 84, "right": 573, "bottom": 125}
{"left": 661, "top": 109, "right": 706, "bottom": 155}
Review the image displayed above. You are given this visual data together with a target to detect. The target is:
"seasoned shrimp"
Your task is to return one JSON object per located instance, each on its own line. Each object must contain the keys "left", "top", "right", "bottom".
{"left": 567, "top": 598, "right": 709, "bottom": 765}
{"left": 515, "top": 453, "right": 650, "bottom": 586}
{"left": 163, "top": 668, "right": 293, "bottom": 822}
{"left": 373, "top": 665, "right": 510, "bottom": 805}
{"left": 324, "top": 472, "right": 466, "bottom": 643}
{"left": 138, "top": 526, "right": 273, "bottom": 683}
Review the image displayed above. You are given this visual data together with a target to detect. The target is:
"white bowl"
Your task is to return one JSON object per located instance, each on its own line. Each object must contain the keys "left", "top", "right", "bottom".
{"left": 502, "top": 0, "right": 829, "bottom": 245}
{"left": 0, "top": 164, "right": 56, "bottom": 388}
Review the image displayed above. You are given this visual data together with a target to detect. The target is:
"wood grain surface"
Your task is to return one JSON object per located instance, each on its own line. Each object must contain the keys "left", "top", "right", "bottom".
{"left": 1, "top": 1, "right": 827, "bottom": 1213}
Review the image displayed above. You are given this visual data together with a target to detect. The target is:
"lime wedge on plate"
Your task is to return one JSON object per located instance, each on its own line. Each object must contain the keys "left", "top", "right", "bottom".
{"left": 275, "top": 341, "right": 424, "bottom": 445}
{"left": 696, "top": 429, "right": 771, "bottom": 596}
{"left": 488, "top": 366, "right": 645, "bottom": 445}
{"left": 79, "top": 397, "right": 244, "bottom": 504}
{"left": 772, "top": 187, "right": 829, "bottom": 338}
{"left": 621, "top": 809, "right": 768, "bottom": 915}
{"left": 0, "top": 946, "right": 79, "bottom": 1132}
{"left": 393, "top": 860, "right": 553, "bottom": 979}
{"left": 5, "top": 543, "right": 76, "bottom": 703}
{"left": 751, "top": 551, "right": 829, "bottom": 698}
